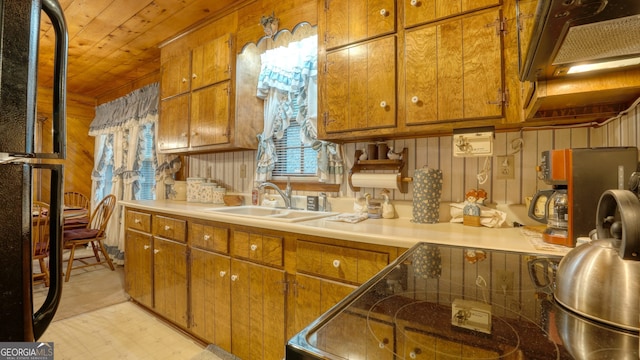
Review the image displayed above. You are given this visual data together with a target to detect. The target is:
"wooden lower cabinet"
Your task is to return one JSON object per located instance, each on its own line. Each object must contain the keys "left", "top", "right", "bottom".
{"left": 398, "top": 327, "right": 500, "bottom": 359}
{"left": 230, "top": 258, "right": 286, "bottom": 360}
{"left": 124, "top": 207, "right": 404, "bottom": 360}
{"left": 190, "top": 248, "right": 231, "bottom": 351}
{"left": 124, "top": 229, "right": 153, "bottom": 308}
{"left": 293, "top": 274, "right": 356, "bottom": 334}
{"left": 153, "top": 237, "right": 188, "bottom": 328}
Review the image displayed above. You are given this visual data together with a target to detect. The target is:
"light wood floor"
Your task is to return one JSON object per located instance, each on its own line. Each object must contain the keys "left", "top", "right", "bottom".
{"left": 32, "top": 258, "right": 212, "bottom": 359}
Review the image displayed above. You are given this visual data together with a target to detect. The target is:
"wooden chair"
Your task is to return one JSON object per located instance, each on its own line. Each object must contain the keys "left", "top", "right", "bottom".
{"left": 63, "top": 194, "right": 116, "bottom": 282}
{"left": 32, "top": 201, "right": 51, "bottom": 287}
{"left": 63, "top": 191, "right": 91, "bottom": 229}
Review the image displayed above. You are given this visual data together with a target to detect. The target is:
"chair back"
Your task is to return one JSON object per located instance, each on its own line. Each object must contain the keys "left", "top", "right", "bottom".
{"left": 32, "top": 201, "right": 50, "bottom": 258}
{"left": 89, "top": 195, "right": 117, "bottom": 237}
{"left": 64, "top": 191, "right": 91, "bottom": 216}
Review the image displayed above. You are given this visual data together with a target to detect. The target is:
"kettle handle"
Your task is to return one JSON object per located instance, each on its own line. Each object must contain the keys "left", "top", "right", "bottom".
{"left": 527, "top": 258, "right": 558, "bottom": 294}
{"left": 528, "top": 189, "right": 555, "bottom": 224}
{"left": 596, "top": 190, "right": 640, "bottom": 260}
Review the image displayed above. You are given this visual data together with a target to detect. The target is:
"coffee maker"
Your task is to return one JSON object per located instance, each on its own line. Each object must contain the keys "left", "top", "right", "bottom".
{"left": 529, "top": 147, "right": 638, "bottom": 247}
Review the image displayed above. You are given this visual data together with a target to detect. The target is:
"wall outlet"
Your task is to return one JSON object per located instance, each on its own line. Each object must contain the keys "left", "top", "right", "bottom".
{"left": 496, "top": 155, "right": 514, "bottom": 180}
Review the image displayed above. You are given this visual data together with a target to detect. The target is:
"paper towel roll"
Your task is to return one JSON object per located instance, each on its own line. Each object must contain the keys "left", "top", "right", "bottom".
{"left": 350, "top": 173, "right": 400, "bottom": 190}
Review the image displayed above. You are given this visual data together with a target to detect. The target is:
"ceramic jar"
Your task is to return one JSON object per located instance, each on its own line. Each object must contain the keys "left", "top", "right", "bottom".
{"left": 411, "top": 166, "right": 443, "bottom": 224}
{"left": 212, "top": 187, "right": 226, "bottom": 204}
{"left": 187, "top": 177, "right": 206, "bottom": 202}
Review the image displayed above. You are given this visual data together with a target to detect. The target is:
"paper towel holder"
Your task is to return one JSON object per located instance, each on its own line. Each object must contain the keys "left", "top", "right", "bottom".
{"left": 349, "top": 148, "right": 411, "bottom": 193}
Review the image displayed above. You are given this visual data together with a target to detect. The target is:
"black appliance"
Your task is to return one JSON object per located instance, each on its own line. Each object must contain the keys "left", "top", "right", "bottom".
{"left": 287, "top": 243, "right": 639, "bottom": 359}
{"left": 0, "top": 0, "right": 68, "bottom": 341}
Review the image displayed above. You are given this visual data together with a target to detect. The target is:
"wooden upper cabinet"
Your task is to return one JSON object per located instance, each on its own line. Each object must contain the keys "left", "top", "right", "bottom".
{"left": 158, "top": 94, "right": 190, "bottom": 151}
{"left": 191, "top": 34, "right": 232, "bottom": 90}
{"left": 161, "top": 54, "right": 191, "bottom": 99}
{"left": 321, "top": 35, "right": 397, "bottom": 135}
{"left": 404, "top": 0, "right": 501, "bottom": 28}
{"left": 403, "top": 8, "right": 504, "bottom": 126}
{"left": 323, "top": 0, "right": 396, "bottom": 49}
{"left": 190, "top": 82, "right": 231, "bottom": 148}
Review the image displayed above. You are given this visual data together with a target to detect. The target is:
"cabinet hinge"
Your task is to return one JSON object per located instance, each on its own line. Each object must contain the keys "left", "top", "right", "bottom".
{"left": 324, "top": 0, "right": 330, "bottom": 12}
{"left": 281, "top": 280, "right": 289, "bottom": 293}
{"left": 487, "top": 88, "right": 509, "bottom": 107}
{"left": 227, "top": 37, "right": 233, "bottom": 49}
{"left": 488, "top": 18, "right": 507, "bottom": 36}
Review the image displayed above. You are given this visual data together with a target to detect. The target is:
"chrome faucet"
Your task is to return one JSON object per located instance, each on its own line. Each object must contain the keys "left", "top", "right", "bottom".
{"left": 258, "top": 178, "right": 293, "bottom": 209}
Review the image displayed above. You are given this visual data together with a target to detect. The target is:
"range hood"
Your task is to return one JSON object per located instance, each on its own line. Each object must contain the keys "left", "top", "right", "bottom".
{"left": 521, "top": 0, "right": 640, "bottom": 81}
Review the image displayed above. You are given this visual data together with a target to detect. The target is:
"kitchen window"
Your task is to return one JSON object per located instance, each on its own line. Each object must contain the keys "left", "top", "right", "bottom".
{"left": 272, "top": 94, "right": 317, "bottom": 178}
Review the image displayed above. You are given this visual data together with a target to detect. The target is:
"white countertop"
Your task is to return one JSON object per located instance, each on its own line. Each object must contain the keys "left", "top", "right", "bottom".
{"left": 120, "top": 199, "right": 570, "bottom": 256}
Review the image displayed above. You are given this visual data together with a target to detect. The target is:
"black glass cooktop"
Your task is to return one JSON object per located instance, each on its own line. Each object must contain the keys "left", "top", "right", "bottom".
{"left": 287, "top": 242, "right": 639, "bottom": 359}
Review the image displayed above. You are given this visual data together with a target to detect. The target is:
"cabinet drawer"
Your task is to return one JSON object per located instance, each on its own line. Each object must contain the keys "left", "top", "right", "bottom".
{"left": 126, "top": 210, "right": 151, "bottom": 233}
{"left": 296, "top": 240, "right": 389, "bottom": 284}
{"left": 189, "top": 221, "right": 229, "bottom": 253}
{"left": 232, "top": 230, "right": 283, "bottom": 267}
{"left": 153, "top": 215, "right": 186, "bottom": 243}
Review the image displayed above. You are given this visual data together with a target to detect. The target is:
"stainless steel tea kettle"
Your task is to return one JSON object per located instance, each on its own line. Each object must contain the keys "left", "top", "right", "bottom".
{"left": 554, "top": 189, "right": 640, "bottom": 331}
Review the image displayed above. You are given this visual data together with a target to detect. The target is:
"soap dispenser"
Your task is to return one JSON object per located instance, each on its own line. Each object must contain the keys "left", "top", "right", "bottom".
{"left": 381, "top": 189, "right": 396, "bottom": 219}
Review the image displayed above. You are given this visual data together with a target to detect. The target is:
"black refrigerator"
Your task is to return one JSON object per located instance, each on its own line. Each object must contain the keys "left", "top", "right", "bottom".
{"left": 0, "top": 0, "right": 68, "bottom": 341}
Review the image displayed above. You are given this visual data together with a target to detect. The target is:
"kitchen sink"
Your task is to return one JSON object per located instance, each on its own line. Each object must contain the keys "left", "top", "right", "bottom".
{"left": 204, "top": 205, "right": 338, "bottom": 222}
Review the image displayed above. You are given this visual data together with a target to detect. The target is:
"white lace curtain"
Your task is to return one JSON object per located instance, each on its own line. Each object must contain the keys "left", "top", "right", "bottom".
{"left": 254, "top": 34, "right": 343, "bottom": 183}
{"left": 89, "top": 82, "right": 181, "bottom": 263}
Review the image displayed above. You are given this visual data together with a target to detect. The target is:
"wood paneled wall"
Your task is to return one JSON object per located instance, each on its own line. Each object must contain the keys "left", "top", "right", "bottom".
{"left": 37, "top": 87, "right": 95, "bottom": 202}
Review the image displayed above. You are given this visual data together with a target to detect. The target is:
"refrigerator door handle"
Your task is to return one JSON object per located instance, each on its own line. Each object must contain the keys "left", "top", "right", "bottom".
{"left": 40, "top": 0, "right": 68, "bottom": 159}
{"left": 32, "top": 164, "right": 64, "bottom": 339}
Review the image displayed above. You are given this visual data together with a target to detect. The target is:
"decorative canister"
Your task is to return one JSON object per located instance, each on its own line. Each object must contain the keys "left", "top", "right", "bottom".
{"left": 187, "top": 177, "right": 206, "bottom": 202}
{"left": 212, "top": 187, "right": 226, "bottom": 204}
{"left": 411, "top": 166, "right": 443, "bottom": 224}
{"left": 170, "top": 180, "right": 187, "bottom": 201}
{"left": 200, "top": 183, "right": 216, "bottom": 203}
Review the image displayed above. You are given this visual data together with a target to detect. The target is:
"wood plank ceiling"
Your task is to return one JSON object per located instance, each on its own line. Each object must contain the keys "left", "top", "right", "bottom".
{"left": 37, "top": 0, "right": 241, "bottom": 100}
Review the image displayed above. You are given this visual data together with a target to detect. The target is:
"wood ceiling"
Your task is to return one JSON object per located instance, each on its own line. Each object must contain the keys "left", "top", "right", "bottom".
{"left": 37, "top": 0, "right": 241, "bottom": 100}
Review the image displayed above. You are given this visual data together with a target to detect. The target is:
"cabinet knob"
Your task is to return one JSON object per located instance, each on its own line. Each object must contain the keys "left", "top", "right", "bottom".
{"left": 203, "top": 234, "right": 211, "bottom": 241}
{"left": 379, "top": 8, "right": 388, "bottom": 16}
{"left": 164, "top": 225, "right": 171, "bottom": 231}
{"left": 154, "top": 249, "right": 160, "bottom": 254}
{"left": 410, "top": 348, "right": 422, "bottom": 359}
{"left": 332, "top": 259, "right": 340, "bottom": 268}
{"left": 180, "top": 132, "right": 188, "bottom": 137}
{"left": 219, "top": 271, "right": 227, "bottom": 277}
{"left": 134, "top": 218, "right": 141, "bottom": 224}
{"left": 143, "top": 245, "right": 150, "bottom": 250}
{"left": 250, "top": 244, "right": 258, "bottom": 251}
{"left": 181, "top": 77, "right": 187, "bottom": 83}
{"left": 410, "top": 0, "right": 419, "bottom": 6}
{"left": 191, "top": 131, "right": 198, "bottom": 136}
{"left": 411, "top": 96, "right": 419, "bottom": 104}
{"left": 378, "top": 338, "right": 389, "bottom": 348}
{"left": 380, "top": 101, "right": 387, "bottom": 108}
{"left": 192, "top": 73, "right": 197, "bottom": 79}
{"left": 231, "top": 274, "right": 239, "bottom": 282}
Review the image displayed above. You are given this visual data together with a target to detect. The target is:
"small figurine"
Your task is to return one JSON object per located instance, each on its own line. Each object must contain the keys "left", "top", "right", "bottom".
{"left": 476, "top": 188, "right": 487, "bottom": 206}
{"left": 381, "top": 189, "right": 395, "bottom": 219}
{"left": 463, "top": 189, "right": 481, "bottom": 216}
{"left": 359, "top": 150, "right": 368, "bottom": 161}
{"left": 387, "top": 147, "right": 403, "bottom": 160}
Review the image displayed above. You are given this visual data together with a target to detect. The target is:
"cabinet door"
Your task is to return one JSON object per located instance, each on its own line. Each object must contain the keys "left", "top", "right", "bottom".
{"left": 154, "top": 238, "right": 188, "bottom": 328}
{"left": 324, "top": 0, "right": 395, "bottom": 50}
{"left": 190, "top": 248, "right": 231, "bottom": 351}
{"left": 158, "top": 94, "right": 190, "bottom": 151}
{"left": 231, "top": 259, "right": 286, "bottom": 360}
{"left": 404, "top": 0, "right": 501, "bottom": 28}
{"left": 398, "top": 327, "right": 499, "bottom": 359}
{"left": 293, "top": 274, "right": 355, "bottom": 334}
{"left": 323, "top": 36, "right": 396, "bottom": 134}
{"left": 190, "top": 81, "right": 230, "bottom": 148}
{"left": 191, "top": 34, "right": 232, "bottom": 90}
{"left": 404, "top": 8, "right": 503, "bottom": 125}
{"left": 161, "top": 54, "right": 191, "bottom": 99}
{"left": 124, "top": 230, "right": 153, "bottom": 308}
